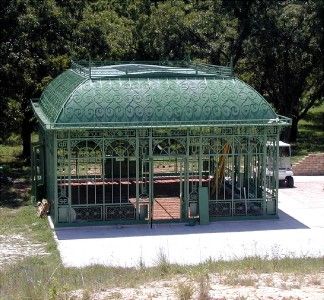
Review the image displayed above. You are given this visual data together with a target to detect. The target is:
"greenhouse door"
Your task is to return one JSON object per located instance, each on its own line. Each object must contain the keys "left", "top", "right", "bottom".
{"left": 31, "top": 143, "right": 45, "bottom": 202}
{"left": 152, "top": 158, "right": 183, "bottom": 221}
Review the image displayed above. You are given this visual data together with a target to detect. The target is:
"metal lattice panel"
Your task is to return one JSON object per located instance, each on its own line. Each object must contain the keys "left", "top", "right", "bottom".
{"left": 57, "top": 77, "right": 277, "bottom": 126}
{"left": 247, "top": 201, "right": 263, "bottom": 216}
{"left": 73, "top": 206, "right": 103, "bottom": 221}
{"left": 234, "top": 201, "right": 247, "bottom": 216}
{"left": 106, "top": 205, "right": 136, "bottom": 220}
{"left": 39, "top": 70, "right": 86, "bottom": 122}
{"left": 209, "top": 202, "right": 232, "bottom": 217}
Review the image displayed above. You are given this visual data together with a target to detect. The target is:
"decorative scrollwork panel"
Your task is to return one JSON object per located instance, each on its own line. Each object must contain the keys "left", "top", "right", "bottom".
{"left": 209, "top": 202, "right": 232, "bottom": 217}
{"left": 105, "top": 205, "right": 136, "bottom": 220}
{"left": 73, "top": 206, "right": 103, "bottom": 221}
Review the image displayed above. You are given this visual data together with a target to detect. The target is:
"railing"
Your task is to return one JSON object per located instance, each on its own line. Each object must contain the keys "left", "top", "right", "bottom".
{"left": 71, "top": 60, "right": 234, "bottom": 79}
{"left": 189, "top": 63, "right": 233, "bottom": 77}
{"left": 57, "top": 204, "right": 137, "bottom": 222}
{"left": 51, "top": 116, "right": 291, "bottom": 129}
{"left": 71, "top": 60, "right": 90, "bottom": 77}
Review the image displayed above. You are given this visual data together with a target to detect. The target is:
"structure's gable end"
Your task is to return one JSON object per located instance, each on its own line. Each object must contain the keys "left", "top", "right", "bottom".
{"left": 39, "top": 70, "right": 86, "bottom": 123}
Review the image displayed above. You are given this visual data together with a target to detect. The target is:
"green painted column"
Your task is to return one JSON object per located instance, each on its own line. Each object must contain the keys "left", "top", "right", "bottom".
{"left": 183, "top": 131, "right": 190, "bottom": 220}
{"left": 275, "top": 131, "right": 280, "bottom": 215}
{"left": 135, "top": 130, "right": 140, "bottom": 220}
{"left": 262, "top": 134, "right": 267, "bottom": 216}
{"left": 149, "top": 129, "right": 153, "bottom": 226}
{"left": 199, "top": 186, "right": 209, "bottom": 225}
{"left": 53, "top": 131, "right": 58, "bottom": 225}
{"left": 67, "top": 131, "right": 72, "bottom": 222}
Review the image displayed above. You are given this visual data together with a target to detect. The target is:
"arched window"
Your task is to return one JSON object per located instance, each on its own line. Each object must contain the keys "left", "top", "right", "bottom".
{"left": 70, "top": 140, "right": 103, "bottom": 206}
{"left": 71, "top": 140, "right": 102, "bottom": 177}
{"left": 104, "top": 139, "right": 136, "bottom": 205}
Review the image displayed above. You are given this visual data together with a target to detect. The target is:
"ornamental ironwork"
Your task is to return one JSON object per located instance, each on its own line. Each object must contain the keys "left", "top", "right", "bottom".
{"left": 73, "top": 206, "right": 103, "bottom": 221}
{"left": 31, "top": 61, "right": 290, "bottom": 227}
{"left": 32, "top": 62, "right": 292, "bottom": 129}
{"left": 209, "top": 202, "right": 232, "bottom": 217}
{"left": 106, "top": 205, "right": 135, "bottom": 220}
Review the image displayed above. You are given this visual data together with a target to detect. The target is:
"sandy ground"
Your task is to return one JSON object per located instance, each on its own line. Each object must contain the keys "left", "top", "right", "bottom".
{"left": 0, "top": 177, "right": 48, "bottom": 269}
{"left": 67, "top": 272, "right": 324, "bottom": 300}
{"left": 0, "top": 233, "right": 48, "bottom": 269}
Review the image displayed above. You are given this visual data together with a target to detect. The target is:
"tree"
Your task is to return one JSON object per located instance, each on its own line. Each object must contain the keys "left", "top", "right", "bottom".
{"left": 138, "top": 0, "right": 233, "bottom": 62}
{"left": 1, "top": 0, "right": 323, "bottom": 158}
{"left": 73, "top": 6, "right": 136, "bottom": 60}
{"left": 0, "top": 0, "right": 72, "bottom": 158}
{"left": 236, "top": 0, "right": 324, "bottom": 142}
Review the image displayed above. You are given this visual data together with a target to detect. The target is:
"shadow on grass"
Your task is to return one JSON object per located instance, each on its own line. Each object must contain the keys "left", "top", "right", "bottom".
{"left": 0, "top": 184, "right": 30, "bottom": 208}
{"left": 1, "top": 159, "right": 31, "bottom": 178}
{"left": 0, "top": 160, "right": 31, "bottom": 208}
{"left": 293, "top": 124, "right": 324, "bottom": 156}
{"left": 303, "top": 111, "right": 324, "bottom": 127}
{"left": 293, "top": 105, "right": 324, "bottom": 156}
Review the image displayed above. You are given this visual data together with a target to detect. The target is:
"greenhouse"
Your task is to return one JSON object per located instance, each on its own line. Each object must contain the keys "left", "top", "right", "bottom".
{"left": 31, "top": 61, "right": 290, "bottom": 227}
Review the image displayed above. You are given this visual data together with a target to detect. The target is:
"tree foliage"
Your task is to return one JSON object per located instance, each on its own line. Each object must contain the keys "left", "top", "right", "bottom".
{"left": 0, "top": 0, "right": 71, "bottom": 157}
{"left": 0, "top": 0, "right": 323, "bottom": 158}
{"left": 237, "top": 1, "right": 324, "bottom": 141}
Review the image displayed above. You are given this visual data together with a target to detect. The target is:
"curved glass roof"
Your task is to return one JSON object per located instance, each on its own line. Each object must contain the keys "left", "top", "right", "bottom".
{"left": 32, "top": 62, "right": 285, "bottom": 128}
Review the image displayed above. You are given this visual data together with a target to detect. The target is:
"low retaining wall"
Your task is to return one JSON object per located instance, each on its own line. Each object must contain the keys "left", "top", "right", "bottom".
{"left": 293, "top": 153, "right": 324, "bottom": 175}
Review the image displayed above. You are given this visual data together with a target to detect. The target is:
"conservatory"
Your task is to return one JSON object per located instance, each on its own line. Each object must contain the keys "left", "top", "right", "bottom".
{"left": 31, "top": 61, "right": 290, "bottom": 227}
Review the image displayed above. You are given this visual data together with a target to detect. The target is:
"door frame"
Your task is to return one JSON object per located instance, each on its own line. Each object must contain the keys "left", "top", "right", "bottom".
{"left": 31, "top": 143, "right": 45, "bottom": 203}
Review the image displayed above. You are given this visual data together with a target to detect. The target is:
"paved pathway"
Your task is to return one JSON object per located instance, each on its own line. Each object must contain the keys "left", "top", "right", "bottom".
{"left": 54, "top": 176, "right": 324, "bottom": 267}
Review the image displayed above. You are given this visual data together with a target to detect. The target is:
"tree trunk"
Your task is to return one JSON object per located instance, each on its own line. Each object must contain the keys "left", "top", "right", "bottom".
{"left": 21, "top": 113, "right": 32, "bottom": 162}
{"left": 289, "top": 117, "right": 299, "bottom": 143}
{"left": 280, "top": 116, "right": 299, "bottom": 143}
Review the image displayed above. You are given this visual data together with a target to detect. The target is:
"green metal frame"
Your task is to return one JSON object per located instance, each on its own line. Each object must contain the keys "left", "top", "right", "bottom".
{"left": 30, "top": 61, "right": 291, "bottom": 227}
{"left": 30, "top": 125, "right": 287, "bottom": 226}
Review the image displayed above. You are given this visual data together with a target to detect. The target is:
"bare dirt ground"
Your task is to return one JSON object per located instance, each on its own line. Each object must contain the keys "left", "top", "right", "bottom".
{"left": 0, "top": 233, "right": 48, "bottom": 269}
{"left": 0, "top": 178, "right": 48, "bottom": 269}
{"left": 67, "top": 272, "right": 324, "bottom": 300}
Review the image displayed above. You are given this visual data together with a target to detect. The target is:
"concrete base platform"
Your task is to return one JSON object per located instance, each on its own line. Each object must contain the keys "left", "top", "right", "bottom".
{"left": 55, "top": 176, "right": 324, "bottom": 267}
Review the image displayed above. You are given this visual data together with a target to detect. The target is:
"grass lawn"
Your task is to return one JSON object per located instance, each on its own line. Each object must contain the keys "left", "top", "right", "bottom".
{"left": 291, "top": 103, "right": 324, "bottom": 163}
